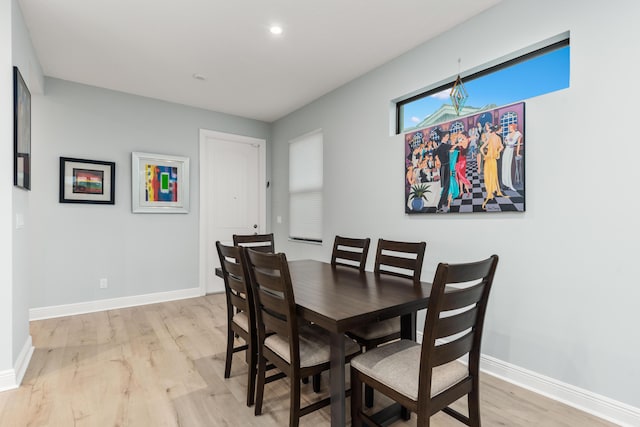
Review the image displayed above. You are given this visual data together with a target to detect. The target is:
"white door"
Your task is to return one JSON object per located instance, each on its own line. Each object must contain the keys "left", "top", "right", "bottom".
{"left": 199, "top": 130, "right": 266, "bottom": 294}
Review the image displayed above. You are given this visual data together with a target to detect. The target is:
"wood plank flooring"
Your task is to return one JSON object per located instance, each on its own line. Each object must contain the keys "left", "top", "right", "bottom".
{"left": 0, "top": 294, "right": 618, "bottom": 426}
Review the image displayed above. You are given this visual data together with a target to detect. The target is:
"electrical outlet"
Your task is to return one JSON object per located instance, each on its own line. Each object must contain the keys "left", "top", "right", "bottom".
{"left": 99, "top": 278, "right": 108, "bottom": 289}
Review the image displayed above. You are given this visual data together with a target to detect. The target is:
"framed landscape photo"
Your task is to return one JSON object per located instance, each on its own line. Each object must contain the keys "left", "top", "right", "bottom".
{"left": 59, "top": 157, "right": 116, "bottom": 204}
{"left": 131, "top": 152, "right": 190, "bottom": 213}
{"left": 13, "top": 66, "right": 31, "bottom": 190}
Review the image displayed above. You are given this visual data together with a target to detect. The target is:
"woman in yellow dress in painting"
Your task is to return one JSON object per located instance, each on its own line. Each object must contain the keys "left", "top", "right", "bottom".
{"left": 479, "top": 123, "right": 507, "bottom": 210}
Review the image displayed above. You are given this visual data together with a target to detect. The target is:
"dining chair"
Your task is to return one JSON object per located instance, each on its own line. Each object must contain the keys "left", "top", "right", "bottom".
{"left": 350, "top": 255, "right": 499, "bottom": 427}
{"left": 233, "top": 233, "right": 275, "bottom": 253}
{"left": 347, "top": 238, "right": 426, "bottom": 407}
{"left": 374, "top": 238, "right": 426, "bottom": 282}
{"left": 245, "top": 248, "right": 361, "bottom": 427}
{"left": 215, "top": 241, "right": 257, "bottom": 407}
{"left": 331, "top": 235, "right": 371, "bottom": 271}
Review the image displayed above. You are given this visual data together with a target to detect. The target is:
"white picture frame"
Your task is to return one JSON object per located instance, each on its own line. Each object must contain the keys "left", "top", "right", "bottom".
{"left": 131, "top": 152, "right": 190, "bottom": 213}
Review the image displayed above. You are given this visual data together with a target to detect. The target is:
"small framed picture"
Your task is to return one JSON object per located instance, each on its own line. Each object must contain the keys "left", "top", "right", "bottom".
{"left": 59, "top": 157, "right": 116, "bottom": 204}
{"left": 131, "top": 152, "right": 190, "bottom": 213}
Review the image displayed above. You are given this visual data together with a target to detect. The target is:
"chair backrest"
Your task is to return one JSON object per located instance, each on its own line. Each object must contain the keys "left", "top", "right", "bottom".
{"left": 331, "top": 235, "right": 371, "bottom": 271}
{"left": 418, "top": 255, "right": 499, "bottom": 402}
{"left": 233, "top": 233, "right": 275, "bottom": 253}
{"left": 245, "top": 248, "right": 301, "bottom": 368}
{"left": 216, "top": 241, "right": 255, "bottom": 331}
{"left": 374, "top": 238, "right": 426, "bottom": 282}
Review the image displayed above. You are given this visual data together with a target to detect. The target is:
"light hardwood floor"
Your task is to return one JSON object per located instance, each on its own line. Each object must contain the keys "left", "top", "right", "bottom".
{"left": 0, "top": 294, "right": 617, "bottom": 426}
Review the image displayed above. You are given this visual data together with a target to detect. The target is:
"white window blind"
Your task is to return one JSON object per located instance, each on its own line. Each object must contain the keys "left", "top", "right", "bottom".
{"left": 289, "top": 130, "right": 323, "bottom": 242}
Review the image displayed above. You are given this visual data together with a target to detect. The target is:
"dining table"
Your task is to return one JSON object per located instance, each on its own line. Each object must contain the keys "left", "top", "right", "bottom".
{"left": 286, "top": 259, "right": 432, "bottom": 427}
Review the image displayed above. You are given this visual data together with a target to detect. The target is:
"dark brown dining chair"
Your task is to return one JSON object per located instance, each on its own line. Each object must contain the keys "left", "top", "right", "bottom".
{"left": 374, "top": 238, "right": 426, "bottom": 282}
{"left": 347, "top": 238, "right": 426, "bottom": 407}
{"left": 245, "top": 248, "right": 361, "bottom": 427}
{"left": 233, "top": 233, "right": 275, "bottom": 253}
{"left": 350, "top": 255, "right": 499, "bottom": 427}
{"left": 331, "top": 235, "right": 371, "bottom": 271}
{"left": 215, "top": 241, "right": 257, "bottom": 407}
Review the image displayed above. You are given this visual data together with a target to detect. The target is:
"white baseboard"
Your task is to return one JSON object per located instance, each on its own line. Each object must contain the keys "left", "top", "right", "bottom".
{"left": 0, "top": 335, "right": 34, "bottom": 392}
{"left": 416, "top": 332, "right": 639, "bottom": 426}
{"left": 0, "top": 369, "right": 15, "bottom": 392}
{"left": 29, "top": 287, "right": 203, "bottom": 321}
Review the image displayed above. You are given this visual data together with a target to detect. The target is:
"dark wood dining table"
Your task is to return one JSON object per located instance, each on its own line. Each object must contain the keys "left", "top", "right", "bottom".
{"left": 287, "top": 259, "right": 432, "bottom": 427}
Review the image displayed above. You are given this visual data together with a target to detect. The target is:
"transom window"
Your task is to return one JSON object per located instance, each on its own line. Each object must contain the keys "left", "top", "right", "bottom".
{"left": 396, "top": 37, "right": 570, "bottom": 134}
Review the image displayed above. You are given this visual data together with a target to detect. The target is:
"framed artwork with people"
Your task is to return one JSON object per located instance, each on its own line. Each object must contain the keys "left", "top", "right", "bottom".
{"left": 405, "top": 102, "right": 525, "bottom": 213}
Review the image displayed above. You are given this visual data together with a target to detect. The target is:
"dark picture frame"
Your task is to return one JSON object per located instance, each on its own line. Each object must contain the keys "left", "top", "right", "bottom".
{"left": 13, "top": 66, "right": 31, "bottom": 190}
{"left": 59, "top": 157, "right": 116, "bottom": 204}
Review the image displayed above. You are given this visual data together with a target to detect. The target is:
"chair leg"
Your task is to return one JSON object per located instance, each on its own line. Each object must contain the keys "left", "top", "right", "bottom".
{"left": 290, "top": 374, "right": 301, "bottom": 427}
{"left": 246, "top": 343, "right": 256, "bottom": 407}
{"left": 350, "top": 368, "right": 363, "bottom": 427}
{"left": 224, "top": 326, "right": 234, "bottom": 379}
{"left": 364, "top": 344, "right": 374, "bottom": 407}
{"left": 365, "top": 384, "right": 374, "bottom": 408}
{"left": 312, "top": 373, "right": 321, "bottom": 393}
{"left": 254, "top": 355, "right": 266, "bottom": 416}
{"left": 468, "top": 385, "right": 481, "bottom": 427}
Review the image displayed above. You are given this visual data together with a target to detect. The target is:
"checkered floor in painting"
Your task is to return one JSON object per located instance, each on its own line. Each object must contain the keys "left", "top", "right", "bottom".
{"left": 420, "top": 154, "right": 525, "bottom": 213}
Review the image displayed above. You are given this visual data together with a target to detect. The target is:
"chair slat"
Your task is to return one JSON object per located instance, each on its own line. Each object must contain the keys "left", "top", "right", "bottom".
{"left": 435, "top": 306, "right": 478, "bottom": 339}
{"left": 445, "top": 259, "right": 494, "bottom": 283}
{"left": 433, "top": 331, "right": 474, "bottom": 367}
{"left": 229, "top": 292, "right": 248, "bottom": 312}
{"left": 261, "top": 309, "right": 289, "bottom": 337}
{"left": 253, "top": 270, "right": 286, "bottom": 293}
{"left": 440, "top": 282, "right": 485, "bottom": 311}
{"left": 233, "top": 233, "right": 275, "bottom": 253}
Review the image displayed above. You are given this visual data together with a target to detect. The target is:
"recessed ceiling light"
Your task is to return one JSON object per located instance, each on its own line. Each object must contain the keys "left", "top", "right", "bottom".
{"left": 269, "top": 25, "right": 283, "bottom": 35}
{"left": 192, "top": 73, "right": 207, "bottom": 81}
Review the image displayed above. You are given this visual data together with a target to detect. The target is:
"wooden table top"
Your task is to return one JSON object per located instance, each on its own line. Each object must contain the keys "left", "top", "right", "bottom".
{"left": 287, "top": 259, "right": 432, "bottom": 333}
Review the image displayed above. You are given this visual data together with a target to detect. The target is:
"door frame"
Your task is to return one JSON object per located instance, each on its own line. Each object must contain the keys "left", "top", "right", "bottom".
{"left": 198, "top": 129, "right": 267, "bottom": 295}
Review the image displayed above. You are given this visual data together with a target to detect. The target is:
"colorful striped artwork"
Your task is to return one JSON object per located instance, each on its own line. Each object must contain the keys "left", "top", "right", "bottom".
{"left": 144, "top": 164, "right": 178, "bottom": 202}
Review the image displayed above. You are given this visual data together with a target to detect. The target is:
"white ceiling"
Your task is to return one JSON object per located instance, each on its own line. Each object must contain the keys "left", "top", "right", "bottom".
{"left": 18, "top": 0, "right": 501, "bottom": 122}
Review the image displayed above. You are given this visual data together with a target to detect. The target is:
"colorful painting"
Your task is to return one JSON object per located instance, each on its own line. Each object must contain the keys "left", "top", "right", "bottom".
{"left": 13, "top": 67, "right": 31, "bottom": 190}
{"left": 59, "top": 157, "right": 115, "bottom": 204}
{"left": 73, "top": 169, "right": 104, "bottom": 194}
{"left": 405, "top": 102, "right": 525, "bottom": 213}
{"left": 144, "top": 164, "right": 178, "bottom": 202}
{"left": 132, "top": 152, "right": 189, "bottom": 213}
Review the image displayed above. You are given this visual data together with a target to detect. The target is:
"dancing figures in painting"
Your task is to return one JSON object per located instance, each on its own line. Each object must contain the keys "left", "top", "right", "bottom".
{"left": 404, "top": 102, "right": 525, "bottom": 213}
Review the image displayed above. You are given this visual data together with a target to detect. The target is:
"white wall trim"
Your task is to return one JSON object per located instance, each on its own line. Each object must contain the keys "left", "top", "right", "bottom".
{"left": 416, "top": 331, "right": 638, "bottom": 426}
{"left": 0, "top": 369, "right": 16, "bottom": 393}
{"left": 481, "top": 354, "right": 639, "bottom": 427}
{"left": 29, "top": 288, "right": 202, "bottom": 321}
{"left": 14, "top": 335, "right": 34, "bottom": 386}
{"left": 0, "top": 335, "right": 34, "bottom": 392}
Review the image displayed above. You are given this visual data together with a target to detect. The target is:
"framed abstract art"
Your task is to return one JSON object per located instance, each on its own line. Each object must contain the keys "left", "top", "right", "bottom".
{"left": 131, "top": 152, "right": 190, "bottom": 213}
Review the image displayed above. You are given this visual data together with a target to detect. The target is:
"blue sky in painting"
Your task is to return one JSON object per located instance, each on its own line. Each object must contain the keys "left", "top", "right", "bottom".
{"left": 401, "top": 46, "right": 570, "bottom": 130}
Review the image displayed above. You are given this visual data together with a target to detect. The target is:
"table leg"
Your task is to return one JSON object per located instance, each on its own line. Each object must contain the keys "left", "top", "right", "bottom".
{"left": 400, "top": 311, "right": 417, "bottom": 420}
{"left": 400, "top": 311, "right": 417, "bottom": 340}
{"left": 329, "top": 331, "right": 346, "bottom": 427}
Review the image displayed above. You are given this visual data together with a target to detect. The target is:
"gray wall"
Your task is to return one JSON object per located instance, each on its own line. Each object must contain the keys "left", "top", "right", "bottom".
{"left": 29, "top": 78, "right": 270, "bottom": 308}
{"left": 1, "top": 0, "right": 14, "bottom": 373}
{"left": 6, "top": 0, "right": 43, "bottom": 372}
{"left": 271, "top": 0, "right": 640, "bottom": 408}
